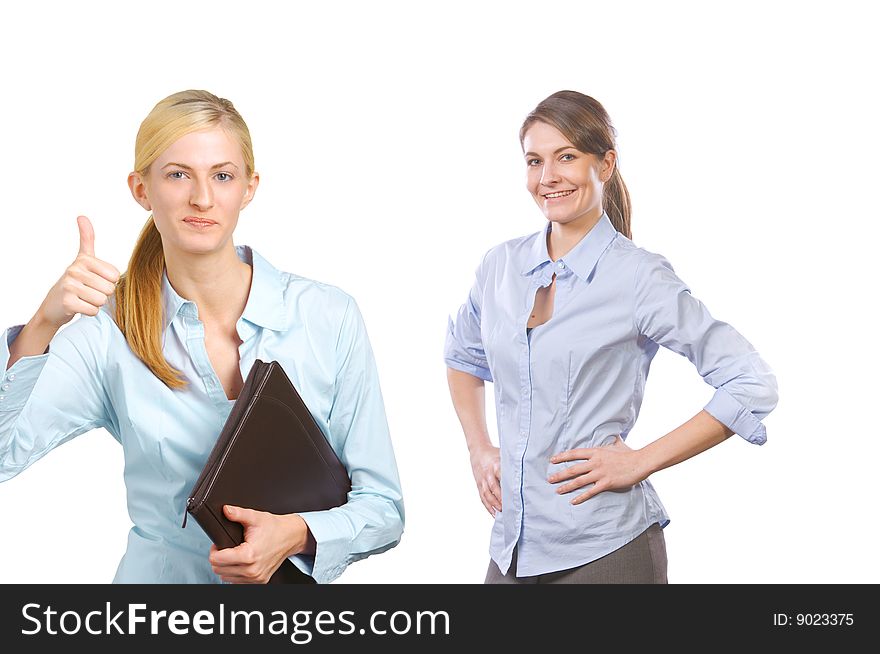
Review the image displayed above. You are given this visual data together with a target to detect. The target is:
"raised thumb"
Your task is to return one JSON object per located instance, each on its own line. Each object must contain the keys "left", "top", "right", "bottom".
{"left": 77, "top": 215, "right": 95, "bottom": 257}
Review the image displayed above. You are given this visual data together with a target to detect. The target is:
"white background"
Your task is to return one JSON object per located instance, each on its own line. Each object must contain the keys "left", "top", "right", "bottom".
{"left": 0, "top": 1, "right": 876, "bottom": 584}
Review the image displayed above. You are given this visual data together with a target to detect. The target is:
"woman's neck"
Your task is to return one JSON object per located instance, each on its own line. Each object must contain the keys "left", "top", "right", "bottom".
{"left": 164, "top": 244, "right": 253, "bottom": 327}
{"left": 547, "top": 207, "right": 603, "bottom": 261}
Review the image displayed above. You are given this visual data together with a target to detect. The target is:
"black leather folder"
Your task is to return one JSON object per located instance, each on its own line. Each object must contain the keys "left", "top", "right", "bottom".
{"left": 183, "top": 359, "right": 351, "bottom": 584}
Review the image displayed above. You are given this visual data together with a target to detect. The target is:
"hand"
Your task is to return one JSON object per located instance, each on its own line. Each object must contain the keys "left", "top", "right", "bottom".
{"left": 37, "top": 216, "right": 121, "bottom": 329}
{"left": 548, "top": 436, "right": 647, "bottom": 505}
{"left": 470, "top": 442, "right": 502, "bottom": 516}
{"left": 208, "top": 505, "right": 311, "bottom": 584}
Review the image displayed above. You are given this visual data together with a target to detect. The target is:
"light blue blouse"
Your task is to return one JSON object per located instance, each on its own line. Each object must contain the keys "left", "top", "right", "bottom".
{"left": 445, "top": 213, "right": 777, "bottom": 577}
{"left": 0, "top": 245, "right": 404, "bottom": 583}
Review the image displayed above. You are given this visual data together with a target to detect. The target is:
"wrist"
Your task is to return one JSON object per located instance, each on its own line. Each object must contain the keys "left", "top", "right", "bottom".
{"left": 32, "top": 307, "right": 64, "bottom": 333}
{"left": 466, "top": 433, "right": 494, "bottom": 457}
{"left": 283, "top": 514, "right": 313, "bottom": 558}
{"left": 635, "top": 444, "right": 660, "bottom": 478}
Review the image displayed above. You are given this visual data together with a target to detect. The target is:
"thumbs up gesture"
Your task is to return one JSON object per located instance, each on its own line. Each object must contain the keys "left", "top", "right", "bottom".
{"left": 37, "top": 216, "right": 122, "bottom": 329}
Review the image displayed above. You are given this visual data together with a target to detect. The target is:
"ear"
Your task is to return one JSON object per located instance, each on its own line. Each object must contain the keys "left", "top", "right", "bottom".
{"left": 128, "top": 171, "right": 152, "bottom": 211}
{"left": 240, "top": 172, "right": 260, "bottom": 210}
{"left": 599, "top": 150, "right": 617, "bottom": 183}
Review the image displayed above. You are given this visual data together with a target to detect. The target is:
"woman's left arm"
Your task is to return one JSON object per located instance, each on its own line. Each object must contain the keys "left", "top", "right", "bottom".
{"left": 550, "top": 251, "right": 778, "bottom": 503}
{"left": 290, "top": 295, "right": 405, "bottom": 583}
{"left": 210, "top": 295, "right": 404, "bottom": 584}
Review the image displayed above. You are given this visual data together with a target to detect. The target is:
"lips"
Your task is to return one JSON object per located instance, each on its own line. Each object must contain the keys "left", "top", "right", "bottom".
{"left": 183, "top": 216, "right": 217, "bottom": 226}
{"left": 543, "top": 189, "right": 576, "bottom": 199}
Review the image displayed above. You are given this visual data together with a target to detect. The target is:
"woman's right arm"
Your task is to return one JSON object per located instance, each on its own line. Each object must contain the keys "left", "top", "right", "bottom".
{"left": 446, "top": 368, "right": 502, "bottom": 516}
{"left": 5, "top": 313, "right": 59, "bottom": 369}
{"left": 1, "top": 216, "right": 120, "bottom": 480}
{"left": 444, "top": 252, "right": 502, "bottom": 516}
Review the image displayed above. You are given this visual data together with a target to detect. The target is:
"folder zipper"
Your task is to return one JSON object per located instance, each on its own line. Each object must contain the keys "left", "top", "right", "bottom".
{"left": 182, "top": 497, "right": 194, "bottom": 528}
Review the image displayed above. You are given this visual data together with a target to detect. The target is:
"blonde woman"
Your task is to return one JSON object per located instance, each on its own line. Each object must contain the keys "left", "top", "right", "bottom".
{"left": 0, "top": 90, "right": 404, "bottom": 583}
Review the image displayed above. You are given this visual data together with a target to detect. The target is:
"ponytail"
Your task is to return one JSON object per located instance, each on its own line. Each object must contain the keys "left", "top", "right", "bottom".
{"left": 114, "top": 217, "right": 186, "bottom": 389}
{"left": 603, "top": 166, "right": 632, "bottom": 239}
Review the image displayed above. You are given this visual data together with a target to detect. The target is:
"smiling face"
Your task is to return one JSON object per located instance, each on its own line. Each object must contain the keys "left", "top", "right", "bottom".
{"left": 523, "top": 120, "right": 614, "bottom": 229}
{"left": 128, "top": 125, "right": 258, "bottom": 257}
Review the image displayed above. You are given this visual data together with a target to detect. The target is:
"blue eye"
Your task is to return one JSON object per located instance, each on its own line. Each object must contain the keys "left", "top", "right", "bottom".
{"left": 560, "top": 153, "right": 575, "bottom": 162}
{"left": 527, "top": 159, "right": 541, "bottom": 166}
{"left": 167, "top": 171, "right": 187, "bottom": 179}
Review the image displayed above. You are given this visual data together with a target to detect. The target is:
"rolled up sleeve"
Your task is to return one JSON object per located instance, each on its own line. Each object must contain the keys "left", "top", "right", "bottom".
{"left": 444, "top": 258, "right": 493, "bottom": 382}
{"left": 633, "top": 252, "right": 778, "bottom": 444}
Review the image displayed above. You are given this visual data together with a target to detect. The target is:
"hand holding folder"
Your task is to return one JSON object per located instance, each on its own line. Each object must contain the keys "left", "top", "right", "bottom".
{"left": 183, "top": 359, "right": 351, "bottom": 584}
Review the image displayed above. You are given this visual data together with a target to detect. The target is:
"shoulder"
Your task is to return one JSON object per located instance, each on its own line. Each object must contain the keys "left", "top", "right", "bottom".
{"left": 69, "top": 304, "right": 118, "bottom": 338}
{"left": 281, "top": 272, "right": 354, "bottom": 312}
{"left": 277, "top": 271, "right": 360, "bottom": 337}
{"left": 48, "top": 306, "right": 117, "bottom": 364}
{"left": 472, "top": 229, "right": 544, "bottom": 279}
{"left": 606, "top": 233, "right": 676, "bottom": 277}
{"left": 249, "top": 245, "right": 355, "bottom": 327}
{"left": 485, "top": 231, "right": 540, "bottom": 264}
{"left": 609, "top": 237, "right": 691, "bottom": 299}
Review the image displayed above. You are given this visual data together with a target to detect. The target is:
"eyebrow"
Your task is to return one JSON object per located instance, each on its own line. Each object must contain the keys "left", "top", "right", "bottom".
{"left": 161, "top": 161, "right": 240, "bottom": 170}
{"left": 524, "top": 146, "right": 577, "bottom": 158}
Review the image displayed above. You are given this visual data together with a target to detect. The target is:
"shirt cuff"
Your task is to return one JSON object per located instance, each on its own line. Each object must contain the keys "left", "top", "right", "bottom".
{"left": 703, "top": 387, "right": 767, "bottom": 445}
{"left": 444, "top": 318, "right": 493, "bottom": 382}
{"left": 1, "top": 325, "right": 50, "bottom": 412}
{"left": 444, "top": 357, "right": 493, "bottom": 383}
{"left": 293, "top": 510, "right": 353, "bottom": 584}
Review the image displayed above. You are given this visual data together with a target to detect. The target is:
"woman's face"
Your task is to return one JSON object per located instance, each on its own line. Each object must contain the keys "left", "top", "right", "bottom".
{"left": 523, "top": 121, "right": 614, "bottom": 228}
{"left": 128, "top": 126, "right": 258, "bottom": 257}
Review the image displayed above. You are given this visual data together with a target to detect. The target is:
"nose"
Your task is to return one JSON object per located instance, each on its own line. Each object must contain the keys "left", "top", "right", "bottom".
{"left": 539, "top": 160, "right": 560, "bottom": 186}
{"left": 189, "top": 176, "right": 214, "bottom": 212}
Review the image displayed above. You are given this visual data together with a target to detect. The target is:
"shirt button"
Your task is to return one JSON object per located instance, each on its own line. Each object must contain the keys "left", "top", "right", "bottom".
{"left": 0, "top": 384, "right": 9, "bottom": 391}
{"left": 557, "top": 261, "right": 565, "bottom": 269}
{"left": 7, "top": 374, "right": 15, "bottom": 381}
{"left": 0, "top": 395, "right": 5, "bottom": 402}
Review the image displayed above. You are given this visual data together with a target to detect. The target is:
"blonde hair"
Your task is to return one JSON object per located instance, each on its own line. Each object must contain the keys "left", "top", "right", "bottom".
{"left": 520, "top": 90, "right": 632, "bottom": 239}
{"left": 114, "top": 90, "right": 255, "bottom": 389}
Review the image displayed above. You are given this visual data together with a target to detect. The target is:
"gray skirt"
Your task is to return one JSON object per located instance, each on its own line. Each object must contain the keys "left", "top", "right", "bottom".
{"left": 485, "top": 523, "right": 668, "bottom": 584}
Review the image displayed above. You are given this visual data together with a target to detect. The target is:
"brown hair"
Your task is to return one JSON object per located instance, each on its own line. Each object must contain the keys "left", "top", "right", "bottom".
{"left": 519, "top": 90, "right": 631, "bottom": 239}
{"left": 114, "top": 90, "right": 255, "bottom": 389}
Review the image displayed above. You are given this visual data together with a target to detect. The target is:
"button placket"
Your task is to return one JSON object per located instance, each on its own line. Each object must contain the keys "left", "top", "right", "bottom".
{"left": 183, "top": 306, "right": 237, "bottom": 410}
{"left": 183, "top": 310, "right": 215, "bottom": 395}
{"left": 512, "top": 274, "right": 546, "bottom": 539}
